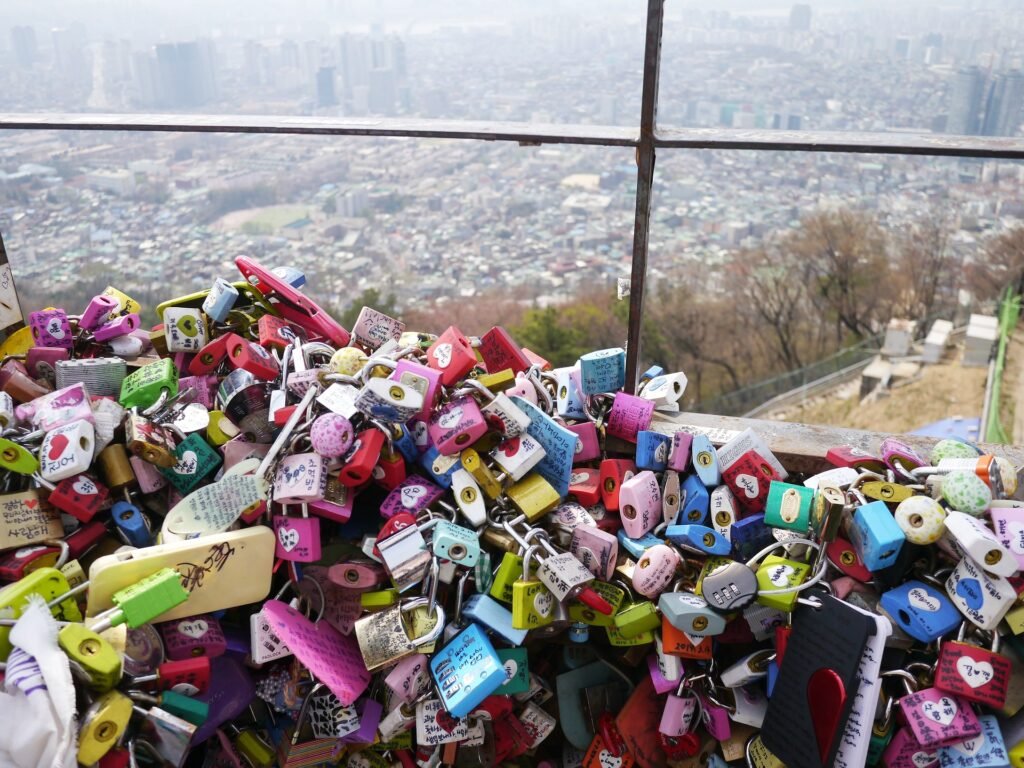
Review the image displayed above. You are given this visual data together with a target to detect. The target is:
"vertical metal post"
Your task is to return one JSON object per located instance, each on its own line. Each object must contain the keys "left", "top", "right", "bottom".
{"left": 0, "top": 231, "right": 25, "bottom": 346}
{"left": 624, "top": 0, "right": 664, "bottom": 393}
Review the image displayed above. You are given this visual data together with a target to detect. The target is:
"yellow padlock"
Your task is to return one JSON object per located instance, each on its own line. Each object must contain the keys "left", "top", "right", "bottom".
{"left": 505, "top": 473, "right": 559, "bottom": 523}
{"left": 77, "top": 690, "right": 133, "bottom": 766}
{"left": 59, "top": 624, "right": 122, "bottom": 692}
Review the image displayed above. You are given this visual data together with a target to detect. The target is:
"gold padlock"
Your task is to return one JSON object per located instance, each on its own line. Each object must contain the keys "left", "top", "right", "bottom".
{"left": 353, "top": 597, "right": 445, "bottom": 671}
{"left": 126, "top": 412, "right": 177, "bottom": 468}
{"left": 505, "top": 473, "right": 560, "bottom": 523}
{"left": 77, "top": 690, "right": 133, "bottom": 765}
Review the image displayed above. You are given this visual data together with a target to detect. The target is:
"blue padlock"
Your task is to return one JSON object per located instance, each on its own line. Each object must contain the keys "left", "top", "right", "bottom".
{"left": 879, "top": 580, "right": 961, "bottom": 642}
{"left": 636, "top": 430, "right": 671, "bottom": 472}
{"left": 730, "top": 514, "right": 774, "bottom": 560}
{"left": 665, "top": 524, "right": 731, "bottom": 556}
{"left": 270, "top": 265, "right": 306, "bottom": 288}
{"left": 391, "top": 425, "right": 419, "bottom": 464}
{"left": 617, "top": 529, "right": 664, "bottom": 559}
{"left": 765, "top": 658, "right": 779, "bottom": 697}
{"left": 578, "top": 348, "right": 626, "bottom": 395}
{"left": 112, "top": 497, "right": 151, "bottom": 548}
{"left": 690, "top": 434, "right": 721, "bottom": 487}
{"left": 936, "top": 714, "right": 1006, "bottom": 768}
{"left": 430, "top": 623, "right": 506, "bottom": 718}
{"left": 678, "top": 473, "right": 709, "bottom": 525}
{"left": 418, "top": 445, "right": 460, "bottom": 488}
{"left": 462, "top": 594, "right": 527, "bottom": 646}
{"left": 640, "top": 365, "right": 665, "bottom": 382}
{"left": 200, "top": 278, "right": 239, "bottom": 324}
{"left": 849, "top": 500, "right": 906, "bottom": 572}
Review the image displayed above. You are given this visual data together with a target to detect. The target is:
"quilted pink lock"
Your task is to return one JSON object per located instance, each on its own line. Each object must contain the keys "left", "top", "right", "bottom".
{"left": 310, "top": 413, "right": 355, "bottom": 458}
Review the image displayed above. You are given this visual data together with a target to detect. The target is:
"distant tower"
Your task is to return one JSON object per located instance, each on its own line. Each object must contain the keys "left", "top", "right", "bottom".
{"left": 789, "top": 4, "right": 812, "bottom": 32}
{"left": 948, "top": 66, "right": 986, "bottom": 135}
{"left": 10, "top": 26, "right": 37, "bottom": 69}
{"left": 982, "top": 71, "right": 1024, "bottom": 136}
{"left": 316, "top": 66, "right": 337, "bottom": 107}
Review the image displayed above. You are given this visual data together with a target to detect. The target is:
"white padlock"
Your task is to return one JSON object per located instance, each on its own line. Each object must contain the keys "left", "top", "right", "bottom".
{"left": 490, "top": 434, "right": 546, "bottom": 481}
{"left": 39, "top": 418, "right": 95, "bottom": 482}
{"left": 640, "top": 372, "right": 688, "bottom": 407}
{"left": 943, "top": 511, "right": 1017, "bottom": 578}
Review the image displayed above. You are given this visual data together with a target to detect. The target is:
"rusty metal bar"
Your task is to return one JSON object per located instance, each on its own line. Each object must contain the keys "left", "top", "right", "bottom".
{"left": 624, "top": 0, "right": 664, "bottom": 394}
{"left": 0, "top": 113, "right": 638, "bottom": 147}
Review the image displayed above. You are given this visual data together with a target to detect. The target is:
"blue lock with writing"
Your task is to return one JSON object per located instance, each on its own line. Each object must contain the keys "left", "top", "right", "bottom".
{"left": 678, "top": 473, "right": 709, "bottom": 525}
{"left": 430, "top": 623, "right": 506, "bottom": 718}
{"left": 463, "top": 594, "right": 527, "bottom": 646}
{"left": 879, "top": 580, "right": 961, "bottom": 642}
{"left": 636, "top": 430, "right": 671, "bottom": 472}
{"left": 665, "top": 524, "right": 731, "bottom": 556}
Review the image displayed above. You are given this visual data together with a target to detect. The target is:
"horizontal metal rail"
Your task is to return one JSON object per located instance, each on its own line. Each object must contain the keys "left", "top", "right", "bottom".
{"left": 0, "top": 113, "right": 639, "bottom": 147}
{"left": 4, "top": 114, "right": 1024, "bottom": 159}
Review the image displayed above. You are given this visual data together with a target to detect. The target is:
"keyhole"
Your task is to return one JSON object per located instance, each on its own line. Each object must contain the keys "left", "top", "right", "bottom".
{"left": 559, "top": 386, "right": 568, "bottom": 399}
{"left": 389, "top": 386, "right": 405, "bottom": 401}
{"left": 840, "top": 550, "right": 855, "bottom": 565}
{"left": 448, "top": 544, "right": 467, "bottom": 561}
{"left": 715, "top": 511, "right": 731, "bottom": 526}
{"left": 692, "top": 616, "right": 708, "bottom": 631}
{"left": 1, "top": 447, "right": 16, "bottom": 464}
{"left": 985, "top": 550, "right": 1002, "bottom": 565}
{"left": 909, "top": 513, "right": 924, "bottom": 528}
{"left": 344, "top": 569, "right": 359, "bottom": 583}
{"left": 702, "top": 533, "right": 715, "bottom": 548}
{"left": 94, "top": 722, "right": 117, "bottom": 742}
{"left": 697, "top": 452, "right": 711, "bottom": 467}
{"left": 460, "top": 487, "right": 477, "bottom": 503}
{"left": 880, "top": 485, "right": 894, "bottom": 499}
{"left": 79, "top": 639, "right": 100, "bottom": 657}
{"left": 666, "top": 494, "right": 678, "bottom": 507}
{"left": 603, "top": 478, "right": 616, "bottom": 493}
{"left": 622, "top": 505, "right": 636, "bottom": 520}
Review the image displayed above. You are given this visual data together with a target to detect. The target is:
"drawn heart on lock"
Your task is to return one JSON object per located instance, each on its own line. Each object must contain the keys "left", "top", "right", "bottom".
{"left": 907, "top": 587, "right": 940, "bottom": 612}
{"left": 46, "top": 319, "right": 65, "bottom": 339}
{"left": 655, "top": 442, "right": 668, "bottom": 462}
{"left": 956, "top": 656, "right": 994, "bottom": 688}
{"left": 278, "top": 526, "right": 300, "bottom": 552}
{"left": 598, "top": 749, "right": 624, "bottom": 768}
{"left": 575, "top": 437, "right": 584, "bottom": 454}
{"left": 921, "top": 697, "right": 958, "bottom": 725}
{"left": 177, "top": 619, "right": 209, "bottom": 639}
{"left": 500, "top": 437, "right": 522, "bottom": 458}
{"left": 435, "top": 709, "right": 460, "bottom": 734}
{"left": 176, "top": 450, "right": 199, "bottom": 475}
{"left": 432, "top": 343, "right": 453, "bottom": 369}
{"left": 72, "top": 477, "right": 97, "bottom": 495}
{"left": 735, "top": 473, "right": 759, "bottom": 499}
{"left": 400, "top": 485, "right": 427, "bottom": 509}
{"left": 955, "top": 578, "right": 984, "bottom": 611}
{"left": 570, "top": 472, "right": 587, "bottom": 485}
{"left": 412, "top": 421, "right": 428, "bottom": 445}
{"left": 533, "top": 591, "right": 554, "bottom": 618}
{"left": 911, "top": 752, "right": 936, "bottom": 768}
{"left": 503, "top": 659, "right": 518, "bottom": 681}
{"left": 48, "top": 434, "right": 69, "bottom": 460}
{"left": 437, "top": 407, "right": 463, "bottom": 429}
{"left": 952, "top": 735, "right": 985, "bottom": 757}
{"left": 1006, "top": 522, "right": 1024, "bottom": 554}
{"left": 767, "top": 564, "right": 795, "bottom": 587}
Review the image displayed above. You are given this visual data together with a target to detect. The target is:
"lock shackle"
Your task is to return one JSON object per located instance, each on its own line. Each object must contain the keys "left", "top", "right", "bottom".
{"left": 582, "top": 393, "right": 613, "bottom": 425}
{"left": 844, "top": 486, "right": 869, "bottom": 509}
{"left": 356, "top": 355, "right": 397, "bottom": 384}
{"left": 319, "top": 371, "right": 362, "bottom": 388}
{"left": 450, "top": 378, "right": 495, "bottom": 403}
{"left": 421, "top": 557, "right": 440, "bottom": 619}
{"left": 40, "top": 538, "right": 71, "bottom": 569}
{"left": 521, "top": 545, "right": 542, "bottom": 579}
{"left": 851, "top": 470, "right": 886, "bottom": 489}
{"left": 527, "top": 369, "right": 555, "bottom": 415}
{"left": 880, "top": 668, "right": 918, "bottom": 697}
{"left": 290, "top": 681, "right": 327, "bottom": 746}
{"left": 501, "top": 516, "right": 532, "bottom": 550}
{"left": 256, "top": 385, "right": 318, "bottom": 481}
{"left": 273, "top": 575, "right": 327, "bottom": 624}
{"left": 399, "top": 597, "right": 447, "bottom": 647}
{"left": 452, "top": 568, "right": 472, "bottom": 626}
{"left": 525, "top": 527, "right": 559, "bottom": 558}
{"left": 302, "top": 342, "right": 335, "bottom": 367}
{"left": 702, "top": 686, "right": 737, "bottom": 714}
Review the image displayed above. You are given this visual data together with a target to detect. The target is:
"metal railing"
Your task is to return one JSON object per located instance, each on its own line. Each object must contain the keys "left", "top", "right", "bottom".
{"left": 2, "top": 0, "right": 1024, "bottom": 391}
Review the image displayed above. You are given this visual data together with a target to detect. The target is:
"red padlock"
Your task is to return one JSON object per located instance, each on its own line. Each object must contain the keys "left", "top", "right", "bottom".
{"left": 569, "top": 467, "right": 602, "bottom": 506}
{"left": 425, "top": 326, "right": 477, "bottom": 386}
{"left": 934, "top": 625, "right": 1011, "bottom": 709}
{"left": 599, "top": 458, "right": 636, "bottom": 512}
{"left": 48, "top": 473, "right": 110, "bottom": 523}
{"left": 226, "top": 335, "right": 280, "bottom": 380}
{"left": 338, "top": 428, "right": 386, "bottom": 488}
{"left": 258, "top": 314, "right": 306, "bottom": 350}
{"left": 479, "top": 326, "right": 530, "bottom": 375}
{"left": 188, "top": 333, "right": 232, "bottom": 376}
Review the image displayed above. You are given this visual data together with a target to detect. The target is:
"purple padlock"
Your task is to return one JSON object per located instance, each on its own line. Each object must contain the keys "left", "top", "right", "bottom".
{"left": 341, "top": 697, "right": 384, "bottom": 744}
{"left": 192, "top": 656, "right": 256, "bottom": 745}
{"left": 94, "top": 313, "right": 140, "bottom": 342}
{"left": 380, "top": 475, "right": 444, "bottom": 519}
{"left": 79, "top": 294, "right": 120, "bottom": 331}
{"left": 273, "top": 514, "right": 322, "bottom": 562}
{"left": 606, "top": 391, "right": 654, "bottom": 443}
{"left": 179, "top": 375, "right": 217, "bottom": 409}
{"left": 659, "top": 683, "right": 699, "bottom": 735}
{"left": 883, "top": 727, "right": 938, "bottom": 768}
{"left": 130, "top": 455, "right": 168, "bottom": 494}
{"left": 880, "top": 436, "right": 928, "bottom": 478}
{"left": 158, "top": 614, "right": 227, "bottom": 661}
{"left": 310, "top": 413, "right": 355, "bottom": 459}
{"left": 428, "top": 396, "right": 488, "bottom": 455}
{"left": 273, "top": 453, "right": 329, "bottom": 505}
{"left": 391, "top": 359, "right": 442, "bottom": 421}
{"left": 667, "top": 431, "right": 693, "bottom": 472}
{"left": 899, "top": 688, "right": 982, "bottom": 747}
{"left": 29, "top": 308, "right": 73, "bottom": 350}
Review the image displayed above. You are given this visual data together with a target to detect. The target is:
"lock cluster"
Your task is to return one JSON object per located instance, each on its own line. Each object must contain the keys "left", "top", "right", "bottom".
{"left": 0, "top": 256, "right": 1023, "bottom": 768}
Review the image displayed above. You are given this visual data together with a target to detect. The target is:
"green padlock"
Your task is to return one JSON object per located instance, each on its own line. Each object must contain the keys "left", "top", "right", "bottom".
{"left": 941, "top": 469, "right": 992, "bottom": 516}
{"left": 489, "top": 551, "right": 524, "bottom": 605}
{"left": 0, "top": 566, "right": 82, "bottom": 659}
{"left": 77, "top": 689, "right": 134, "bottom": 766}
{"left": 119, "top": 358, "right": 179, "bottom": 410}
{"left": 568, "top": 581, "right": 625, "bottom": 627}
{"left": 764, "top": 481, "right": 813, "bottom": 532}
{"left": 511, "top": 546, "right": 555, "bottom": 630}
{"left": 159, "top": 432, "right": 222, "bottom": 495}
{"left": 89, "top": 567, "right": 190, "bottom": 633}
{"left": 58, "top": 623, "right": 122, "bottom": 692}
{"left": 129, "top": 689, "right": 209, "bottom": 726}
{"left": 612, "top": 599, "right": 661, "bottom": 638}
{"left": 755, "top": 554, "right": 810, "bottom": 612}
{"left": 606, "top": 622, "right": 654, "bottom": 647}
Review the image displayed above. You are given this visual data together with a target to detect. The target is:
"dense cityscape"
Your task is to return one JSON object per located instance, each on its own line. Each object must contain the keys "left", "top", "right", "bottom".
{"left": 0, "top": 1, "right": 1022, "bottom": 318}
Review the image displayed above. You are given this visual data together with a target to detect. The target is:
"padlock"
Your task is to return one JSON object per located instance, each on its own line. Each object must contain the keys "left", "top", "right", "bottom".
{"left": 849, "top": 499, "right": 907, "bottom": 571}
{"left": 338, "top": 426, "right": 387, "bottom": 487}
{"left": 894, "top": 494, "right": 947, "bottom": 545}
{"left": 605, "top": 392, "right": 654, "bottom": 443}
{"left": 129, "top": 689, "right": 209, "bottom": 726}
{"left": 356, "top": 377, "right": 425, "bottom": 424}
{"left": 29, "top": 307, "right": 73, "bottom": 349}
{"left": 38, "top": 417, "right": 95, "bottom": 482}
{"left": 273, "top": 453, "right": 329, "bottom": 505}
{"left": 353, "top": 596, "right": 446, "bottom": 671}
{"left": 631, "top": 543, "right": 680, "bottom": 599}
{"left": 163, "top": 307, "right": 208, "bottom": 353}
{"left": 763, "top": 481, "right": 813, "bottom": 532}
{"left": 44, "top": 471, "right": 109, "bottom": 523}
{"left": 690, "top": 434, "right": 721, "bottom": 487}
{"left": 463, "top": 593, "right": 528, "bottom": 646}
{"left": 555, "top": 367, "right": 588, "bottom": 420}
{"left": 899, "top": 687, "right": 982, "bottom": 747}
{"left": 120, "top": 358, "right": 178, "bottom": 410}
{"left": 826, "top": 536, "right": 874, "bottom": 581}
{"left": 159, "top": 432, "right": 221, "bottom": 494}
{"left": 935, "top": 624, "right": 1011, "bottom": 709}
{"left": 721, "top": 448, "right": 781, "bottom": 515}
{"left": 946, "top": 555, "right": 1016, "bottom": 631}
{"left": 612, "top": 598, "right": 660, "bottom": 638}
{"left": 568, "top": 468, "right": 602, "bottom": 507}
{"left": 640, "top": 371, "right": 688, "bottom": 408}
{"left": 131, "top": 656, "right": 211, "bottom": 696}
{"left": 352, "top": 306, "right": 406, "bottom": 350}
{"left": 80, "top": 294, "right": 121, "bottom": 331}
{"left": 635, "top": 430, "right": 670, "bottom": 472}
{"left": 377, "top": 521, "right": 432, "bottom": 593}
{"left": 426, "top": 326, "right": 477, "bottom": 386}
{"left": 936, "top": 714, "right": 1009, "bottom": 768}
{"left": 941, "top": 469, "right": 993, "bottom": 517}
{"left": 618, "top": 470, "right": 662, "bottom": 538}
{"left": 491, "top": 433, "right": 546, "bottom": 481}
{"left": 535, "top": 548, "right": 605, "bottom": 607}
{"left": 661, "top": 614, "right": 713, "bottom": 660}
{"left": 88, "top": 567, "right": 190, "bottom": 633}
{"left": 58, "top": 623, "right": 122, "bottom": 692}
{"left": 678, "top": 472, "right": 710, "bottom": 525}
{"left": 667, "top": 431, "right": 693, "bottom": 473}
{"left": 943, "top": 510, "right": 1017, "bottom": 577}
{"left": 506, "top": 473, "right": 560, "bottom": 523}
{"left": 111, "top": 491, "right": 152, "bottom": 548}
{"left": 754, "top": 554, "right": 810, "bottom": 612}
{"left": 659, "top": 590, "right": 726, "bottom": 636}
{"left": 431, "top": 520, "right": 480, "bottom": 567}
{"left": 94, "top": 313, "right": 140, "bottom": 341}
{"left": 126, "top": 411, "right": 177, "bottom": 467}
{"left": 274, "top": 511, "right": 322, "bottom": 563}
{"left": 226, "top": 334, "right": 280, "bottom": 380}
{"left": 699, "top": 559, "right": 759, "bottom": 613}
{"left": 77, "top": 690, "right": 134, "bottom": 765}
{"left": 0, "top": 566, "right": 83, "bottom": 657}
{"left": 880, "top": 580, "right": 963, "bottom": 642}
{"left": 709, "top": 483, "right": 737, "bottom": 535}
{"left": 570, "top": 525, "right": 618, "bottom": 581}
{"left": 665, "top": 524, "right": 730, "bottom": 556}
{"left": 578, "top": 348, "right": 626, "bottom": 395}
{"left": 659, "top": 470, "right": 682, "bottom": 525}
{"left": 599, "top": 458, "right": 636, "bottom": 512}
{"left": 159, "top": 613, "right": 227, "bottom": 660}
{"left": 430, "top": 622, "right": 507, "bottom": 718}
{"left": 569, "top": 581, "right": 626, "bottom": 627}
{"left": 200, "top": 277, "right": 238, "bottom": 323}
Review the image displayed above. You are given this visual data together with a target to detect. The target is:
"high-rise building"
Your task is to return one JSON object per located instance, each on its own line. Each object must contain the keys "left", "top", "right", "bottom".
{"left": 789, "top": 4, "right": 812, "bottom": 32}
{"left": 51, "top": 25, "right": 88, "bottom": 86}
{"left": 154, "top": 41, "right": 217, "bottom": 108}
{"left": 10, "top": 26, "right": 37, "bottom": 69}
{"left": 948, "top": 66, "right": 986, "bottom": 136}
{"left": 982, "top": 71, "right": 1024, "bottom": 137}
{"left": 316, "top": 66, "right": 337, "bottom": 108}
{"left": 894, "top": 37, "right": 911, "bottom": 61}
{"left": 338, "top": 32, "right": 407, "bottom": 115}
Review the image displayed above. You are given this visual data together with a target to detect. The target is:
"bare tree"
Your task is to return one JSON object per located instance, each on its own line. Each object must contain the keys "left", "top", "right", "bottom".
{"left": 967, "top": 226, "right": 1024, "bottom": 302}
{"left": 891, "top": 211, "right": 958, "bottom": 321}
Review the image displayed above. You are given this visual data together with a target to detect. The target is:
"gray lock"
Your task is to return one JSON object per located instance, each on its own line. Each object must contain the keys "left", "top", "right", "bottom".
{"left": 377, "top": 525, "right": 433, "bottom": 593}
{"left": 536, "top": 551, "right": 595, "bottom": 602}
{"left": 658, "top": 591, "right": 727, "bottom": 636}
{"left": 701, "top": 560, "right": 759, "bottom": 613}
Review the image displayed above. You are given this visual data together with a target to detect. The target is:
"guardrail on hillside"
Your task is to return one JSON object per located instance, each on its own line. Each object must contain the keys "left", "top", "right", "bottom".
{"left": 982, "top": 289, "right": 1021, "bottom": 444}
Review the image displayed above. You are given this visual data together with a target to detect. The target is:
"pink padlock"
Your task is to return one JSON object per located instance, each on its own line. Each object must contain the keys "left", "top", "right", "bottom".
{"left": 632, "top": 543, "right": 680, "bottom": 598}
{"left": 29, "top": 308, "right": 73, "bottom": 350}
{"left": 26, "top": 347, "right": 68, "bottom": 382}
{"left": 568, "top": 422, "right": 601, "bottom": 464}
{"left": 506, "top": 374, "right": 538, "bottom": 405}
{"left": 130, "top": 455, "right": 168, "bottom": 494}
{"left": 221, "top": 435, "right": 269, "bottom": 469}
{"left": 882, "top": 727, "right": 938, "bottom": 768}
{"left": 647, "top": 654, "right": 678, "bottom": 695}
{"left": 700, "top": 695, "right": 732, "bottom": 741}
{"left": 659, "top": 685, "right": 699, "bottom": 736}
{"left": 310, "top": 413, "right": 355, "bottom": 459}
{"left": 380, "top": 475, "right": 444, "bottom": 519}
{"left": 158, "top": 614, "right": 227, "bottom": 660}
{"left": 898, "top": 688, "right": 981, "bottom": 747}
{"left": 391, "top": 360, "right": 442, "bottom": 422}
{"left": 428, "top": 397, "right": 487, "bottom": 455}
{"left": 384, "top": 653, "right": 432, "bottom": 704}
{"left": 273, "top": 453, "right": 329, "bottom": 505}
{"left": 880, "top": 436, "right": 928, "bottom": 477}
{"left": 606, "top": 392, "right": 654, "bottom": 443}
{"left": 570, "top": 524, "right": 618, "bottom": 581}
{"left": 79, "top": 294, "right": 120, "bottom": 331}
{"left": 619, "top": 470, "right": 662, "bottom": 538}
{"left": 990, "top": 506, "right": 1024, "bottom": 570}
{"left": 31, "top": 383, "right": 94, "bottom": 432}
{"left": 308, "top": 477, "right": 354, "bottom": 523}
{"left": 178, "top": 375, "right": 217, "bottom": 409}
{"left": 273, "top": 514, "right": 322, "bottom": 562}
{"left": 667, "top": 432, "right": 693, "bottom": 472}
{"left": 93, "top": 313, "right": 140, "bottom": 342}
